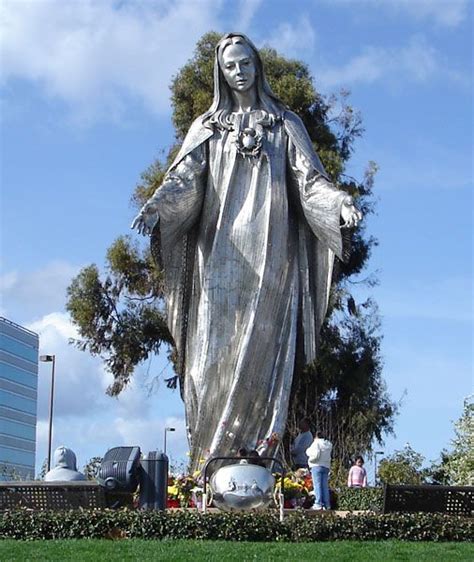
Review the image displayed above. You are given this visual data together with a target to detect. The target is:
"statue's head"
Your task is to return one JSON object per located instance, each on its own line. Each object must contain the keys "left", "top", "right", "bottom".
{"left": 53, "top": 445, "right": 78, "bottom": 470}
{"left": 203, "top": 33, "right": 284, "bottom": 130}
{"left": 218, "top": 35, "right": 257, "bottom": 96}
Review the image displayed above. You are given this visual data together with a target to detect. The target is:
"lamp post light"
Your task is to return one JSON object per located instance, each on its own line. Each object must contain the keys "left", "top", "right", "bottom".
{"left": 374, "top": 450, "right": 384, "bottom": 486}
{"left": 39, "top": 354, "right": 56, "bottom": 472}
{"left": 163, "top": 427, "right": 175, "bottom": 456}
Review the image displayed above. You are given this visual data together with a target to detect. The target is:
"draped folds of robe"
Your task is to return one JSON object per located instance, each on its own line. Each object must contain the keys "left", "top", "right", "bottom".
{"left": 148, "top": 110, "right": 347, "bottom": 470}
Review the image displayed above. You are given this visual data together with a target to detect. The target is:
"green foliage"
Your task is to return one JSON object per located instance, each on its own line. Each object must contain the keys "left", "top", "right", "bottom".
{"left": 424, "top": 397, "right": 474, "bottom": 486}
{"left": 83, "top": 457, "right": 103, "bottom": 481}
{"left": 66, "top": 32, "right": 395, "bottom": 460}
{"left": 288, "top": 296, "right": 396, "bottom": 465}
{"left": 426, "top": 450, "right": 453, "bottom": 486}
{"left": 171, "top": 32, "right": 219, "bottom": 140}
{"left": 0, "top": 464, "right": 25, "bottom": 481}
{"left": 66, "top": 245, "right": 173, "bottom": 395}
{"left": 36, "top": 458, "right": 48, "bottom": 481}
{"left": 329, "top": 459, "right": 351, "bottom": 490}
{"left": 445, "top": 397, "right": 474, "bottom": 486}
{"left": 333, "top": 487, "right": 383, "bottom": 512}
{"left": 131, "top": 159, "right": 167, "bottom": 209}
{"left": 1, "top": 509, "right": 472, "bottom": 542}
{"left": 378, "top": 445, "right": 426, "bottom": 486}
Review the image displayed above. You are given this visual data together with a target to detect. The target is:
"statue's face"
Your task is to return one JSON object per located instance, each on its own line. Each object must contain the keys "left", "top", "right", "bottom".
{"left": 221, "top": 42, "right": 256, "bottom": 93}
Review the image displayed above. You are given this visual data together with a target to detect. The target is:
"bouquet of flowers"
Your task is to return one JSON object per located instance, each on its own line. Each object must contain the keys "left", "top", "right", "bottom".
{"left": 295, "top": 468, "right": 313, "bottom": 495}
{"left": 275, "top": 468, "right": 313, "bottom": 507}
{"left": 168, "top": 472, "right": 202, "bottom": 508}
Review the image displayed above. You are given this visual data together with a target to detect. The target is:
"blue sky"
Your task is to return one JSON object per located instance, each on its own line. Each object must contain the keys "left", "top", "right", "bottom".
{"left": 1, "top": 0, "right": 472, "bottom": 479}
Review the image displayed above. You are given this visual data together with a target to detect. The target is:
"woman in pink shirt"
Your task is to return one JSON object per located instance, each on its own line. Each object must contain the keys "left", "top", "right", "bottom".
{"left": 347, "top": 455, "right": 367, "bottom": 488}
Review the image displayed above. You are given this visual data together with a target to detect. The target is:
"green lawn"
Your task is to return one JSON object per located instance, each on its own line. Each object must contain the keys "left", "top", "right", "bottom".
{"left": 1, "top": 539, "right": 472, "bottom": 561}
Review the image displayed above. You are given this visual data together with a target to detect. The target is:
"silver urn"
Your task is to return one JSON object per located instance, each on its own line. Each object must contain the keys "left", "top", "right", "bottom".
{"left": 210, "top": 463, "right": 275, "bottom": 511}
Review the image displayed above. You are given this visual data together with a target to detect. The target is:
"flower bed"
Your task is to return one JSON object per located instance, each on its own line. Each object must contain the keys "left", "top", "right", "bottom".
{"left": 164, "top": 471, "right": 384, "bottom": 511}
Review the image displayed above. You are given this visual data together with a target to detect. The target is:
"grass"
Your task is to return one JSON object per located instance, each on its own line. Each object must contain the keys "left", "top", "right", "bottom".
{"left": 1, "top": 539, "right": 473, "bottom": 561}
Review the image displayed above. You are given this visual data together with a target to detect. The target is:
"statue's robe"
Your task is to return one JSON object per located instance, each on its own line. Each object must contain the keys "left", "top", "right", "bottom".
{"left": 148, "top": 110, "right": 347, "bottom": 469}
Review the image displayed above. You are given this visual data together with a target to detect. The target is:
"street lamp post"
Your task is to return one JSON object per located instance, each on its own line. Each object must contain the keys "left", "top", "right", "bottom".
{"left": 39, "top": 354, "right": 56, "bottom": 472}
{"left": 374, "top": 450, "right": 384, "bottom": 486}
{"left": 163, "top": 427, "right": 175, "bottom": 455}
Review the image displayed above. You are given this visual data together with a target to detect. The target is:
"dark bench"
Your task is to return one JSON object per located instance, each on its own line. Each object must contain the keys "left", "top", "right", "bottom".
{"left": 0, "top": 480, "right": 106, "bottom": 511}
{"left": 383, "top": 484, "right": 473, "bottom": 516}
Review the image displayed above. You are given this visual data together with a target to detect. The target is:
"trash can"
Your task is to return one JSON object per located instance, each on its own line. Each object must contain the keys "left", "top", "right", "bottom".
{"left": 139, "top": 451, "right": 168, "bottom": 510}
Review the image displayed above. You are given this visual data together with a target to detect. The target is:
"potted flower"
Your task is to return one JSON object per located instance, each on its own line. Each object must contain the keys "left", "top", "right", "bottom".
{"left": 167, "top": 476, "right": 181, "bottom": 508}
{"left": 175, "top": 474, "right": 197, "bottom": 507}
{"left": 275, "top": 471, "right": 308, "bottom": 508}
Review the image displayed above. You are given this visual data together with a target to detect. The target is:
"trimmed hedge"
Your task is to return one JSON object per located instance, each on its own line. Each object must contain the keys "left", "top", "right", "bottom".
{"left": 0, "top": 510, "right": 472, "bottom": 542}
{"left": 333, "top": 487, "right": 383, "bottom": 512}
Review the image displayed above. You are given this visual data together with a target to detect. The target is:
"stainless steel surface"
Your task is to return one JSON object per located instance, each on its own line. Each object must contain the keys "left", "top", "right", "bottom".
{"left": 210, "top": 463, "right": 275, "bottom": 511}
{"left": 132, "top": 34, "right": 361, "bottom": 471}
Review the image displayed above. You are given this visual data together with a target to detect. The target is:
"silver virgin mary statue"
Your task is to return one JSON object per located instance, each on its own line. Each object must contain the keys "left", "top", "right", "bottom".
{"left": 132, "top": 33, "right": 361, "bottom": 471}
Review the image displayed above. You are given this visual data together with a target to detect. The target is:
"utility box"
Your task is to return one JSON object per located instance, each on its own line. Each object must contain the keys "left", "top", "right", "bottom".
{"left": 139, "top": 451, "right": 169, "bottom": 510}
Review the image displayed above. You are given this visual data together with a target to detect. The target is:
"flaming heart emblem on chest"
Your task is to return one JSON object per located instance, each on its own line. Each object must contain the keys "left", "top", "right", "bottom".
{"left": 236, "top": 127, "right": 263, "bottom": 158}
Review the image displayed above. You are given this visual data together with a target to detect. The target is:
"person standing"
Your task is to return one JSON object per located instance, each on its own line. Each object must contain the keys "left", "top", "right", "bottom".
{"left": 290, "top": 418, "right": 313, "bottom": 469}
{"left": 306, "top": 431, "right": 333, "bottom": 510}
{"left": 347, "top": 456, "right": 368, "bottom": 488}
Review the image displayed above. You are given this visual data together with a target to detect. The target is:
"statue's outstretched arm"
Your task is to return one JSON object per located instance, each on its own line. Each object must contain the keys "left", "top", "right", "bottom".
{"left": 287, "top": 137, "right": 362, "bottom": 260}
{"left": 131, "top": 144, "right": 207, "bottom": 238}
{"left": 131, "top": 201, "right": 159, "bottom": 236}
{"left": 340, "top": 195, "right": 363, "bottom": 229}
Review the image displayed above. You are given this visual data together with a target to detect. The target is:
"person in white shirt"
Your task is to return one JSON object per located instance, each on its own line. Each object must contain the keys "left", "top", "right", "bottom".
{"left": 290, "top": 418, "right": 313, "bottom": 469}
{"left": 306, "top": 431, "right": 333, "bottom": 510}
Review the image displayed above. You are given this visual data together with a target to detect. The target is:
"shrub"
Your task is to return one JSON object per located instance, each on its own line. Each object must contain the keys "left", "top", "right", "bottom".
{"left": 0, "top": 509, "right": 472, "bottom": 542}
{"left": 333, "top": 487, "right": 383, "bottom": 511}
{"left": 378, "top": 445, "right": 426, "bottom": 485}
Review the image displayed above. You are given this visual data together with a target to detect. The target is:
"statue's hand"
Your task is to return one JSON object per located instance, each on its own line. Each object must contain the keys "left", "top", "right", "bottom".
{"left": 341, "top": 196, "right": 363, "bottom": 228}
{"left": 131, "top": 203, "right": 159, "bottom": 236}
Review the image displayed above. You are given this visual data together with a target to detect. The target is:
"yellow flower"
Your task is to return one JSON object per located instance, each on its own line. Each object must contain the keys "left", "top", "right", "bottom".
{"left": 167, "top": 485, "right": 179, "bottom": 497}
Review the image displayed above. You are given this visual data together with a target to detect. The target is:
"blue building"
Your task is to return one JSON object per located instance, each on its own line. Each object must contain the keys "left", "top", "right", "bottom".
{"left": 0, "top": 317, "right": 39, "bottom": 479}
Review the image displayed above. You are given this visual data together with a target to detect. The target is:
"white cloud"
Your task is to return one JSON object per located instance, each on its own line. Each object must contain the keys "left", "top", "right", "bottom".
{"left": 35, "top": 411, "right": 188, "bottom": 474}
{"left": 317, "top": 35, "right": 457, "bottom": 89}
{"left": 0, "top": 259, "right": 187, "bottom": 475}
{"left": 114, "top": 415, "right": 188, "bottom": 463}
{"left": 236, "top": 0, "right": 263, "bottom": 32}
{"left": 1, "top": 261, "right": 80, "bottom": 323}
{"left": 28, "top": 311, "right": 187, "bottom": 472}
{"left": 321, "top": 0, "right": 469, "bottom": 28}
{"left": 28, "top": 312, "right": 111, "bottom": 419}
{"left": 0, "top": 0, "right": 223, "bottom": 123}
{"left": 385, "top": 0, "right": 468, "bottom": 28}
{"left": 0, "top": 0, "right": 322, "bottom": 125}
{"left": 261, "top": 16, "right": 316, "bottom": 57}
